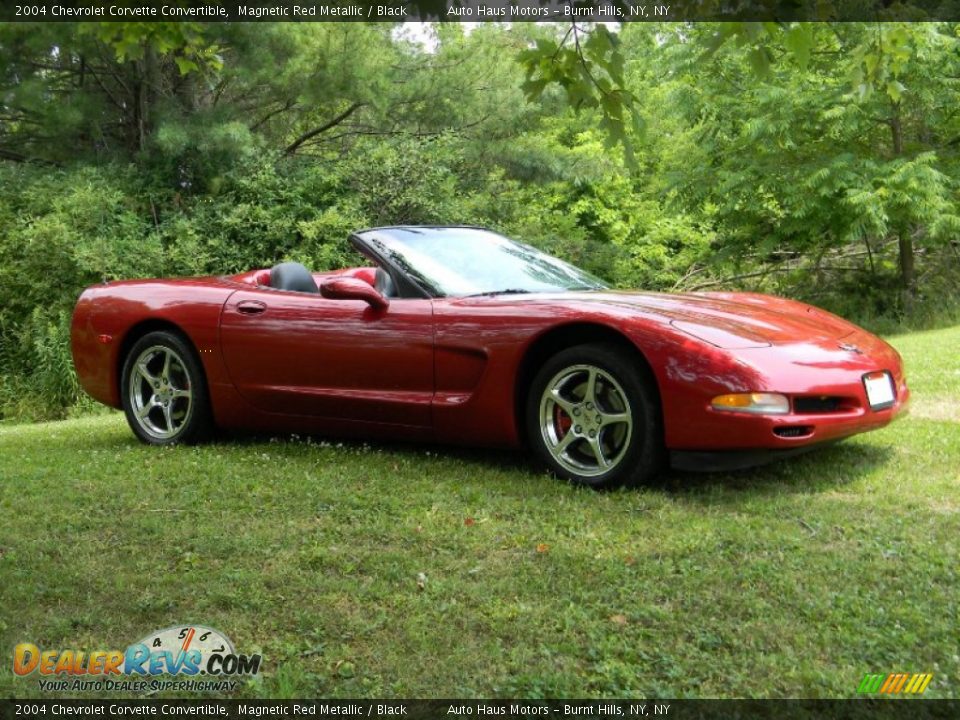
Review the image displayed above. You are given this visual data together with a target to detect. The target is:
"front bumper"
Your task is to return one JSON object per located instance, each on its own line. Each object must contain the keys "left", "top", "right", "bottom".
{"left": 668, "top": 381, "right": 910, "bottom": 472}
{"left": 692, "top": 383, "right": 909, "bottom": 449}
{"left": 658, "top": 322, "right": 910, "bottom": 453}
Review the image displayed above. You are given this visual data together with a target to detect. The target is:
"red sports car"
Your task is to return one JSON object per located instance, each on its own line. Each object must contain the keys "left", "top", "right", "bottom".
{"left": 71, "top": 226, "right": 908, "bottom": 488}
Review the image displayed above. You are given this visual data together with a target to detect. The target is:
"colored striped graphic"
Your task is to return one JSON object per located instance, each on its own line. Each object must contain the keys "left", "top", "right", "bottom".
{"left": 858, "top": 672, "right": 933, "bottom": 694}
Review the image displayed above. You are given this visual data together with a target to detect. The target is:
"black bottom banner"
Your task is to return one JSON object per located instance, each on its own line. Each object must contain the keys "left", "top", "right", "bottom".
{"left": 3, "top": 700, "right": 960, "bottom": 720}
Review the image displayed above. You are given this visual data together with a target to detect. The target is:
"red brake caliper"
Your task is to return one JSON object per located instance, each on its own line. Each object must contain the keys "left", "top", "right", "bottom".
{"left": 554, "top": 405, "right": 572, "bottom": 438}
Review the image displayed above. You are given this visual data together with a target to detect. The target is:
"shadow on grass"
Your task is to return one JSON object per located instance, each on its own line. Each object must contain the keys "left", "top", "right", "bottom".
{"left": 208, "top": 428, "right": 895, "bottom": 501}
{"left": 214, "top": 429, "right": 543, "bottom": 475}
{"left": 659, "top": 440, "right": 895, "bottom": 501}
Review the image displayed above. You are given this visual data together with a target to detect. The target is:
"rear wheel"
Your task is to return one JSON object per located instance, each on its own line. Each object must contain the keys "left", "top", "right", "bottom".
{"left": 121, "top": 330, "right": 212, "bottom": 445}
{"left": 526, "top": 343, "right": 664, "bottom": 489}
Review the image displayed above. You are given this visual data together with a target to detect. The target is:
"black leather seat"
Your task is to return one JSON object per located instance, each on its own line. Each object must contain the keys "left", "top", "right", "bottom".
{"left": 374, "top": 267, "right": 398, "bottom": 298}
{"left": 270, "top": 262, "right": 318, "bottom": 293}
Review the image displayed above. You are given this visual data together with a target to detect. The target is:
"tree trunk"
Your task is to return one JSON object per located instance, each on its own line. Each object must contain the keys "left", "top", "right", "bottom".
{"left": 136, "top": 73, "right": 147, "bottom": 152}
{"left": 890, "top": 103, "right": 915, "bottom": 300}
{"left": 897, "top": 231, "right": 915, "bottom": 294}
{"left": 133, "top": 46, "right": 159, "bottom": 153}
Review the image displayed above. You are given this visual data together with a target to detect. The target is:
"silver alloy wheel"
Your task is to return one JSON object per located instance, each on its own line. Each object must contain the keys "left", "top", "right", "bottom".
{"left": 127, "top": 344, "right": 194, "bottom": 440}
{"left": 539, "top": 363, "right": 633, "bottom": 478}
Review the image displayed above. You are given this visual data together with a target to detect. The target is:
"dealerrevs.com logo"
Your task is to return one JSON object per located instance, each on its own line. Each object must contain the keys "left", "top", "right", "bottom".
{"left": 13, "top": 625, "right": 261, "bottom": 693}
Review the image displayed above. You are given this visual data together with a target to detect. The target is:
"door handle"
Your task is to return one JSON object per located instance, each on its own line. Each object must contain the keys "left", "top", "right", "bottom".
{"left": 236, "top": 300, "right": 267, "bottom": 315}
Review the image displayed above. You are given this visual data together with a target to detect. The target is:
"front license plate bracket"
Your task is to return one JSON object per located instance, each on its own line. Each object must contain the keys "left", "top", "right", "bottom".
{"left": 863, "top": 371, "right": 895, "bottom": 410}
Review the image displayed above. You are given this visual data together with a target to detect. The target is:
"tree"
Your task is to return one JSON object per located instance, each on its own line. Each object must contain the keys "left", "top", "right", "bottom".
{"left": 625, "top": 22, "right": 960, "bottom": 311}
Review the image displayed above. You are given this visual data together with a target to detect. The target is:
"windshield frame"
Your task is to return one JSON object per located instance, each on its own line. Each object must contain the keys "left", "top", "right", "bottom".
{"left": 350, "top": 226, "right": 607, "bottom": 299}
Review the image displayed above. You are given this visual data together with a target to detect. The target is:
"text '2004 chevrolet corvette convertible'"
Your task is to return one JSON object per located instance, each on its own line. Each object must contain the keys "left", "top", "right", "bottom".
{"left": 71, "top": 226, "right": 908, "bottom": 488}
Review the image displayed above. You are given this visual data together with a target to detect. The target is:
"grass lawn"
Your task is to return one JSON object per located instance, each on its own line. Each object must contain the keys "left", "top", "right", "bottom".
{"left": 1, "top": 325, "right": 958, "bottom": 699}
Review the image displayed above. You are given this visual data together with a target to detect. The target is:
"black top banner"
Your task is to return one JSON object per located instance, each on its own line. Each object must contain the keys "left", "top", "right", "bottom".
{"left": 3, "top": 700, "right": 960, "bottom": 720}
{"left": 3, "top": 0, "right": 960, "bottom": 22}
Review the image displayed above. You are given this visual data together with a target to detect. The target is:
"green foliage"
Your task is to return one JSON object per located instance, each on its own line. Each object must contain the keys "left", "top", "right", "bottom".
{"left": 342, "top": 136, "right": 464, "bottom": 226}
{"left": 519, "top": 24, "right": 641, "bottom": 164}
{"left": 82, "top": 21, "right": 223, "bottom": 73}
{"left": 612, "top": 211, "right": 717, "bottom": 291}
{"left": 0, "top": 165, "right": 158, "bottom": 418}
{"left": 636, "top": 22, "right": 960, "bottom": 315}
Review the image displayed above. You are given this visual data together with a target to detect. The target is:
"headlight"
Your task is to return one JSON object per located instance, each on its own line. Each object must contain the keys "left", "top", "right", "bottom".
{"left": 711, "top": 392, "right": 790, "bottom": 415}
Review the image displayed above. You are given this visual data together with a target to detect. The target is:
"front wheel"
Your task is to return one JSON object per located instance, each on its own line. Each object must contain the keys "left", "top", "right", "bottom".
{"left": 526, "top": 343, "right": 664, "bottom": 489}
{"left": 121, "top": 330, "right": 213, "bottom": 445}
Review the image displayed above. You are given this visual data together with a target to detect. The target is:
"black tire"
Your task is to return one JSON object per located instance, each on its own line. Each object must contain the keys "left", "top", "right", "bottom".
{"left": 120, "top": 330, "right": 213, "bottom": 445}
{"left": 525, "top": 343, "right": 664, "bottom": 489}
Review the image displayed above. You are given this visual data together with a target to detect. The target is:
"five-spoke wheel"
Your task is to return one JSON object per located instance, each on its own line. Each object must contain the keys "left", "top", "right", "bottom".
{"left": 121, "top": 331, "right": 212, "bottom": 445}
{"left": 539, "top": 364, "right": 633, "bottom": 478}
{"left": 527, "top": 343, "right": 663, "bottom": 489}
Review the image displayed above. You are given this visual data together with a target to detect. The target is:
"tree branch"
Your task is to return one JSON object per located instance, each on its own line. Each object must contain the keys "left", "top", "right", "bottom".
{"left": 284, "top": 102, "right": 365, "bottom": 156}
{"left": 0, "top": 147, "right": 60, "bottom": 166}
{"left": 251, "top": 99, "right": 297, "bottom": 132}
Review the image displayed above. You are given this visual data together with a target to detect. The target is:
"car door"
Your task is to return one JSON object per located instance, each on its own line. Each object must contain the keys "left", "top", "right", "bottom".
{"left": 219, "top": 287, "right": 434, "bottom": 427}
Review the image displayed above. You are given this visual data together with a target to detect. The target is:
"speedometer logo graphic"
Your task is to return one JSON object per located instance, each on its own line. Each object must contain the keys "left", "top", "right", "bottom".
{"left": 134, "top": 625, "right": 234, "bottom": 665}
{"left": 126, "top": 624, "right": 260, "bottom": 677}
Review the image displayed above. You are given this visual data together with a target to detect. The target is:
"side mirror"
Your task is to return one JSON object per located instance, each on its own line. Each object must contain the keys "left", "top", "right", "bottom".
{"left": 319, "top": 276, "right": 389, "bottom": 310}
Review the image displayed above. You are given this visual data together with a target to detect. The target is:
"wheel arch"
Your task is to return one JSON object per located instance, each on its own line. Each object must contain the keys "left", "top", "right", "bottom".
{"left": 117, "top": 319, "right": 200, "bottom": 398}
{"left": 513, "top": 322, "right": 663, "bottom": 448}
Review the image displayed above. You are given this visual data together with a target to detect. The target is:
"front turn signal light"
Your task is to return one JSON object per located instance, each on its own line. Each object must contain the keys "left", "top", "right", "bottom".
{"left": 711, "top": 392, "right": 790, "bottom": 415}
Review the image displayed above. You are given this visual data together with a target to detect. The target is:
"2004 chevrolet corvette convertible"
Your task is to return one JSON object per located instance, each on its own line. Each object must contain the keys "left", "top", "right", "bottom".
{"left": 71, "top": 226, "right": 909, "bottom": 488}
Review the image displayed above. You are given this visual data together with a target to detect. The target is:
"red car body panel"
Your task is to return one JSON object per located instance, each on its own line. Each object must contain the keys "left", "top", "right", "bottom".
{"left": 71, "top": 267, "right": 909, "bottom": 463}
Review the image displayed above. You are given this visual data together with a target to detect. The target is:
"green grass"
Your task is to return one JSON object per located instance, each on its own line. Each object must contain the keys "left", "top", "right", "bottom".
{"left": 1, "top": 326, "right": 958, "bottom": 699}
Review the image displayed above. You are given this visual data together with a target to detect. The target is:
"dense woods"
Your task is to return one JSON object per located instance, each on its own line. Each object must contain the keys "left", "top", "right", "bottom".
{"left": 1, "top": 21, "right": 958, "bottom": 419}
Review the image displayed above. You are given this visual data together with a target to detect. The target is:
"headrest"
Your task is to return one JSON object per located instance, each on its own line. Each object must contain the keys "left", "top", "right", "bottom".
{"left": 269, "top": 262, "right": 318, "bottom": 293}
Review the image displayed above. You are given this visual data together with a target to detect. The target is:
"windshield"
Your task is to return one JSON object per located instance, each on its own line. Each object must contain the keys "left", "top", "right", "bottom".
{"left": 358, "top": 227, "right": 608, "bottom": 297}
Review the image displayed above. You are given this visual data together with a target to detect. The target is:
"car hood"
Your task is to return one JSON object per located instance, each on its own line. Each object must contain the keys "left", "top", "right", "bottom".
{"left": 478, "top": 289, "right": 859, "bottom": 349}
